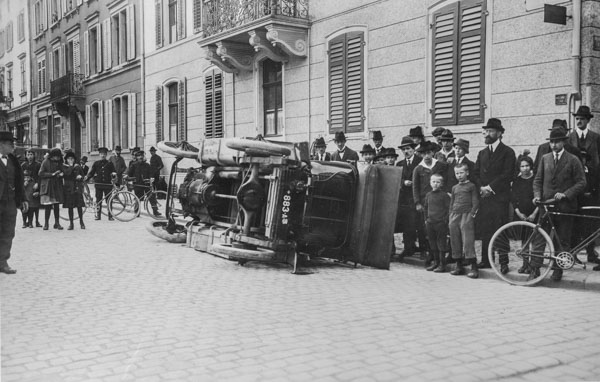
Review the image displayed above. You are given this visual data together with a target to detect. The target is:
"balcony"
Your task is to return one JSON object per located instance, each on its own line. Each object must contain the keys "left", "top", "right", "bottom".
{"left": 50, "top": 72, "right": 85, "bottom": 116}
{"left": 199, "top": 0, "right": 310, "bottom": 74}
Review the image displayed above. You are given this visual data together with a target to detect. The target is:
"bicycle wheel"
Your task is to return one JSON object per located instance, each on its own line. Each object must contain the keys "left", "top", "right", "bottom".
{"left": 108, "top": 191, "right": 140, "bottom": 222}
{"left": 144, "top": 190, "right": 168, "bottom": 220}
{"left": 488, "top": 221, "right": 555, "bottom": 286}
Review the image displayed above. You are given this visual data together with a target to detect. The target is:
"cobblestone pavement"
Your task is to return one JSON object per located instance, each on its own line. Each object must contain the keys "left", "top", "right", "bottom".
{"left": 2, "top": 215, "right": 600, "bottom": 382}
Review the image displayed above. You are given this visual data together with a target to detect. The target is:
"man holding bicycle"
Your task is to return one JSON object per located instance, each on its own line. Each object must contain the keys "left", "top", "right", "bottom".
{"left": 533, "top": 128, "right": 587, "bottom": 281}
{"left": 125, "top": 150, "right": 161, "bottom": 217}
{"left": 84, "top": 147, "right": 117, "bottom": 221}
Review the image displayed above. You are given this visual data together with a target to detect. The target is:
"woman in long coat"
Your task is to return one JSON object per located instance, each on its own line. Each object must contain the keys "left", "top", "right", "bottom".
{"left": 39, "top": 148, "right": 64, "bottom": 230}
{"left": 62, "top": 151, "right": 86, "bottom": 230}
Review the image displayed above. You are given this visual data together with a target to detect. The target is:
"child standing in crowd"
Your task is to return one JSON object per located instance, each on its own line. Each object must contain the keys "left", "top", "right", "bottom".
{"left": 511, "top": 155, "right": 539, "bottom": 273}
{"left": 22, "top": 170, "right": 40, "bottom": 228}
{"left": 359, "top": 144, "right": 375, "bottom": 164}
{"left": 39, "top": 148, "right": 65, "bottom": 230}
{"left": 63, "top": 151, "right": 87, "bottom": 230}
{"left": 448, "top": 162, "right": 480, "bottom": 278}
{"left": 383, "top": 148, "right": 398, "bottom": 166}
{"left": 424, "top": 173, "right": 450, "bottom": 272}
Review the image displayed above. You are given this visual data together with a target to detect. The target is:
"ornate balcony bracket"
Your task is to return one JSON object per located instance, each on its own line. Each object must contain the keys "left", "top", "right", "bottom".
{"left": 204, "top": 45, "right": 238, "bottom": 74}
{"left": 249, "top": 30, "right": 288, "bottom": 63}
{"left": 266, "top": 25, "right": 307, "bottom": 57}
{"left": 216, "top": 42, "right": 255, "bottom": 72}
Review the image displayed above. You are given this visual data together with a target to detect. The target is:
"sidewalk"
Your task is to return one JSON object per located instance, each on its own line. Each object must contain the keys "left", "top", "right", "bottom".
{"left": 393, "top": 237, "right": 600, "bottom": 292}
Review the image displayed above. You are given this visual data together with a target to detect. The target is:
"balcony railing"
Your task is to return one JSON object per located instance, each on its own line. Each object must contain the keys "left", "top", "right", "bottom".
{"left": 203, "top": 0, "right": 309, "bottom": 37}
{"left": 50, "top": 72, "right": 85, "bottom": 100}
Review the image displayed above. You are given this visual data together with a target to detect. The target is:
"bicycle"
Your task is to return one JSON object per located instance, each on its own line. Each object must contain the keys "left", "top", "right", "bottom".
{"left": 488, "top": 199, "right": 595, "bottom": 286}
{"left": 111, "top": 177, "right": 168, "bottom": 220}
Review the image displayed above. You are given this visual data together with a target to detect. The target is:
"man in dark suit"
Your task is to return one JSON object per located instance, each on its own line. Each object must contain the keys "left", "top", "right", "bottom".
{"left": 312, "top": 137, "right": 331, "bottom": 161}
{"left": 84, "top": 147, "right": 117, "bottom": 220}
{"left": 534, "top": 128, "right": 587, "bottom": 281}
{"left": 330, "top": 132, "right": 359, "bottom": 163}
{"left": 473, "top": 118, "right": 516, "bottom": 273}
{"left": 534, "top": 119, "right": 580, "bottom": 173}
{"left": 396, "top": 136, "right": 424, "bottom": 258}
{"left": 372, "top": 130, "right": 386, "bottom": 157}
{"left": 0, "top": 132, "right": 28, "bottom": 274}
{"left": 568, "top": 106, "right": 600, "bottom": 201}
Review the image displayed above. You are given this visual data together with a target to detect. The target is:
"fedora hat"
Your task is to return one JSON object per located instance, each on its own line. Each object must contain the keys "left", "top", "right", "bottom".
{"left": 409, "top": 126, "right": 424, "bottom": 138}
{"left": 573, "top": 105, "right": 593, "bottom": 119}
{"left": 314, "top": 137, "right": 326, "bottom": 147}
{"left": 360, "top": 144, "right": 375, "bottom": 154}
{"left": 439, "top": 129, "right": 455, "bottom": 141}
{"left": 547, "top": 127, "right": 569, "bottom": 141}
{"left": 149, "top": 146, "right": 157, "bottom": 152}
{"left": 383, "top": 148, "right": 398, "bottom": 158}
{"left": 454, "top": 138, "right": 470, "bottom": 154}
{"left": 114, "top": 145, "right": 122, "bottom": 151}
{"left": 333, "top": 131, "right": 347, "bottom": 142}
{"left": 372, "top": 130, "right": 384, "bottom": 141}
{"left": 416, "top": 141, "right": 438, "bottom": 153}
{"left": 482, "top": 118, "right": 505, "bottom": 133}
{"left": 0, "top": 131, "right": 16, "bottom": 142}
{"left": 551, "top": 119, "right": 568, "bottom": 129}
{"left": 398, "top": 136, "right": 416, "bottom": 149}
{"left": 431, "top": 127, "right": 446, "bottom": 137}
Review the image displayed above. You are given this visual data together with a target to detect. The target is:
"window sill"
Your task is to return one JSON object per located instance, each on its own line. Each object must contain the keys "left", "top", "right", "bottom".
{"left": 50, "top": 20, "right": 60, "bottom": 29}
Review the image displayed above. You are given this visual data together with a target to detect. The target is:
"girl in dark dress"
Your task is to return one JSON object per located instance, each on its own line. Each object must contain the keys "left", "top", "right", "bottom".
{"left": 62, "top": 151, "right": 86, "bottom": 230}
{"left": 39, "top": 148, "right": 65, "bottom": 230}
{"left": 510, "top": 155, "right": 539, "bottom": 273}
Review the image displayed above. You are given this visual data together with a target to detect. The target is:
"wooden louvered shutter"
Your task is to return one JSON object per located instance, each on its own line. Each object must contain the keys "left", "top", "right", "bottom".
{"left": 103, "top": 19, "right": 111, "bottom": 69}
{"left": 328, "top": 31, "right": 364, "bottom": 134}
{"left": 155, "top": 0, "right": 163, "bottom": 48}
{"left": 73, "top": 37, "right": 80, "bottom": 74}
{"left": 457, "top": 0, "right": 485, "bottom": 124}
{"left": 128, "top": 92, "right": 137, "bottom": 148}
{"left": 98, "top": 101, "right": 104, "bottom": 146}
{"left": 176, "top": 0, "right": 186, "bottom": 41}
{"left": 83, "top": 31, "right": 89, "bottom": 77}
{"left": 193, "top": 0, "right": 202, "bottom": 34}
{"left": 178, "top": 78, "right": 187, "bottom": 141}
{"left": 127, "top": 5, "right": 136, "bottom": 60}
{"left": 106, "top": 99, "right": 113, "bottom": 149}
{"left": 85, "top": 104, "right": 91, "bottom": 152}
{"left": 155, "top": 86, "right": 163, "bottom": 143}
{"left": 432, "top": 2, "right": 459, "bottom": 126}
{"left": 205, "top": 70, "right": 223, "bottom": 139}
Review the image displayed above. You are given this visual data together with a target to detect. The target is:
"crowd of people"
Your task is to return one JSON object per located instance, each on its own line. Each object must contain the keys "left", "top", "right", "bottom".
{"left": 311, "top": 105, "right": 600, "bottom": 281}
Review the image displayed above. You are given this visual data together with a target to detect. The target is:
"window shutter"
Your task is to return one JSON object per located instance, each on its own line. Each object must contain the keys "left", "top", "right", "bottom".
{"left": 128, "top": 92, "right": 137, "bottom": 148}
{"left": 328, "top": 31, "right": 364, "bottom": 134}
{"left": 43, "top": 0, "right": 48, "bottom": 31}
{"left": 103, "top": 19, "right": 111, "bottom": 69}
{"left": 98, "top": 101, "right": 104, "bottom": 146}
{"left": 214, "top": 72, "right": 223, "bottom": 138}
{"left": 73, "top": 37, "right": 80, "bottom": 74}
{"left": 96, "top": 25, "right": 103, "bottom": 73}
{"left": 457, "top": 0, "right": 485, "bottom": 124}
{"left": 85, "top": 104, "right": 91, "bottom": 152}
{"left": 106, "top": 99, "right": 113, "bottom": 149}
{"left": 126, "top": 5, "right": 136, "bottom": 60}
{"left": 432, "top": 2, "right": 459, "bottom": 126}
{"left": 177, "top": 0, "right": 186, "bottom": 41}
{"left": 205, "top": 70, "right": 224, "bottom": 138}
{"left": 193, "top": 0, "right": 202, "bottom": 34}
{"left": 178, "top": 78, "right": 187, "bottom": 141}
{"left": 48, "top": 51, "right": 54, "bottom": 81}
{"left": 61, "top": 0, "right": 66, "bottom": 16}
{"left": 60, "top": 43, "right": 66, "bottom": 76}
{"left": 155, "top": 0, "right": 163, "bottom": 48}
{"left": 83, "top": 30, "right": 89, "bottom": 77}
{"left": 155, "top": 86, "right": 163, "bottom": 143}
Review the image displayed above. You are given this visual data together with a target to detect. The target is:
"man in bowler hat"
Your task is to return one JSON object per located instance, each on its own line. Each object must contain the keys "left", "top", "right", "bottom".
{"left": 533, "top": 127, "right": 587, "bottom": 281}
{"left": 372, "top": 130, "right": 385, "bottom": 156}
{"left": 330, "top": 132, "right": 359, "bottom": 163}
{"left": 0, "top": 132, "right": 28, "bottom": 274}
{"left": 312, "top": 137, "right": 331, "bottom": 161}
{"left": 473, "top": 118, "right": 516, "bottom": 272}
{"left": 568, "top": 106, "right": 600, "bottom": 201}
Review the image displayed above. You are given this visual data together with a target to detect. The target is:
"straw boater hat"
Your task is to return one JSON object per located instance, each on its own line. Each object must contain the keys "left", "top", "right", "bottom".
{"left": 482, "top": 118, "right": 505, "bottom": 133}
{"left": 573, "top": 106, "right": 593, "bottom": 119}
{"left": 360, "top": 144, "right": 376, "bottom": 154}
{"left": 398, "top": 136, "right": 416, "bottom": 149}
{"left": 454, "top": 138, "right": 470, "bottom": 154}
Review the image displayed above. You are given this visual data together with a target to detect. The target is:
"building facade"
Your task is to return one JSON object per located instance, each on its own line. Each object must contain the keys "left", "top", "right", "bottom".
{"left": 0, "top": 0, "right": 32, "bottom": 144}
{"left": 142, "top": 0, "right": 600, "bottom": 169}
{"left": 28, "top": 0, "right": 141, "bottom": 160}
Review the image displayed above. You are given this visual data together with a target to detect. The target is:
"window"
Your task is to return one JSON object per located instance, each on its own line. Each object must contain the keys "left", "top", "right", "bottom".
{"left": 111, "top": 5, "right": 135, "bottom": 66}
{"left": 168, "top": 0, "right": 177, "bottom": 44}
{"left": 0, "top": 30, "right": 4, "bottom": 57}
{"left": 85, "top": 24, "right": 102, "bottom": 76}
{"left": 431, "top": 0, "right": 487, "bottom": 126}
{"left": 193, "top": 0, "right": 202, "bottom": 34}
{"left": 205, "top": 69, "right": 223, "bottom": 138}
{"left": 327, "top": 30, "right": 365, "bottom": 134}
{"left": 110, "top": 93, "right": 136, "bottom": 149}
{"left": 156, "top": 0, "right": 185, "bottom": 47}
{"left": 39, "top": 117, "right": 48, "bottom": 148}
{"left": 50, "top": 47, "right": 60, "bottom": 80}
{"left": 7, "top": 68, "right": 12, "bottom": 99}
{"left": 6, "top": 22, "right": 13, "bottom": 52}
{"left": 17, "top": 11, "right": 25, "bottom": 42}
{"left": 262, "top": 60, "right": 282, "bottom": 136}
{"left": 37, "top": 55, "right": 47, "bottom": 96}
{"left": 20, "top": 58, "right": 26, "bottom": 94}
{"left": 86, "top": 101, "right": 104, "bottom": 152}
{"left": 167, "top": 83, "right": 178, "bottom": 140}
{"left": 156, "top": 80, "right": 186, "bottom": 143}
{"left": 34, "top": 0, "right": 47, "bottom": 36}
{"left": 52, "top": 116, "right": 61, "bottom": 148}
{"left": 65, "top": 37, "right": 80, "bottom": 74}
{"left": 50, "top": 0, "right": 60, "bottom": 24}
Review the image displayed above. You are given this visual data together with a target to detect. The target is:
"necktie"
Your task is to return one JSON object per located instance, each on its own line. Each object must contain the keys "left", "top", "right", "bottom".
{"left": 407, "top": 159, "right": 411, "bottom": 167}
{"left": 489, "top": 145, "right": 493, "bottom": 153}
{"left": 554, "top": 153, "right": 559, "bottom": 165}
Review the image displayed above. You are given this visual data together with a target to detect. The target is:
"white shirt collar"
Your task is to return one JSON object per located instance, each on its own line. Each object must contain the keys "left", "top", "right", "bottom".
{"left": 489, "top": 140, "right": 500, "bottom": 152}
{"left": 578, "top": 128, "right": 589, "bottom": 139}
{"left": 420, "top": 158, "right": 438, "bottom": 170}
{"left": 554, "top": 149, "right": 565, "bottom": 160}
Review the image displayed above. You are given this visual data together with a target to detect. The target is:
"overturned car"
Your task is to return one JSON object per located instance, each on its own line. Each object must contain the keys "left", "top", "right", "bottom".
{"left": 148, "top": 137, "right": 402, "bottom": 272}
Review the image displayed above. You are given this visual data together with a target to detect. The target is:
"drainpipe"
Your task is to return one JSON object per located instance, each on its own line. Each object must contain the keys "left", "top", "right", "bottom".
{"left": 140, "top": 0, "right": 146, "bottom": 147}
{"left": 568, "top": 0, "right": 582, "bottom": 130}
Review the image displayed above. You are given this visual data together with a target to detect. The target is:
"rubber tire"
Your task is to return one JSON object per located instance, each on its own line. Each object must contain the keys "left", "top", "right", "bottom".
{"left": 108, "top": 191, "right": 140, "bottom": 222}
{"left": 144, "top": 190, "right": 168, "bottom": 220}
{"left": 488, "top": 221, "right": 555, "bottom": 286}
{"left": 146, "top": 221, "right": 187, "bottom": 243}
{"left": 208, "top": 243, "right": 277, "bottom": 261}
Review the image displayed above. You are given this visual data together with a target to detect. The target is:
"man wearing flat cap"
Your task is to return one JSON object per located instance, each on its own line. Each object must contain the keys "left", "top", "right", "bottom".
{"left": 330, "top": 132, "right": 359, "bottom": 163}
{"left": 312, "top": 137, "right": 331, "bottom": 161}
{"left": 0, "top": 131, "right": 28, "bottom": 274}
{"left": 533, "top": 127, "right": 587, "bottom": 281}
{"left": 473, "top": 118, "right": 516, "bottom": 272}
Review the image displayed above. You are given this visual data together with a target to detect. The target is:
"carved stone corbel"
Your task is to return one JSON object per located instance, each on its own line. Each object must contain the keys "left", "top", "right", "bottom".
{"left": 203, "top": 45, "right": 238, "bottom": 74}
{"left": 216, "top": 41, "right": 254, "bottom": 72}
{"left": 249, "top": 30, "right": 288, "bottom": 63}
{"left": 265, "top": 25, "right": 308, "bottom": 57}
